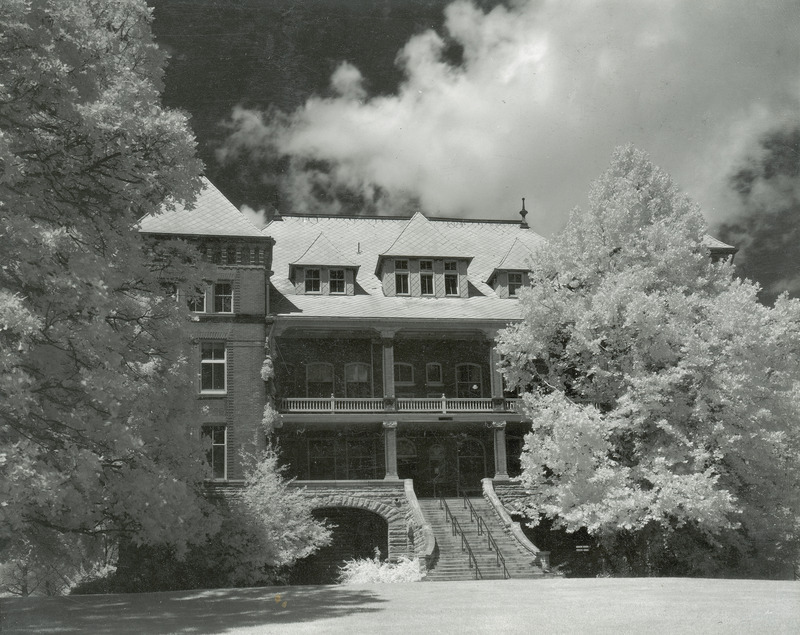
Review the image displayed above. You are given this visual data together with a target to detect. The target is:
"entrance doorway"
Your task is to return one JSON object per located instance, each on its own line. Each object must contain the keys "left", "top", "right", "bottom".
{"left": 456, "top": 437, "right": 486, "bottom": 496}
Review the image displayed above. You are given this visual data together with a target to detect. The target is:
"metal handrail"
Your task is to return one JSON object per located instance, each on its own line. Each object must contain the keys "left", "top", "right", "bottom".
{"left": 439, "top": 496, "right": 482, "bottom": 580}
{"left": 462, "top": 493, "right": 510, "bottom": 579}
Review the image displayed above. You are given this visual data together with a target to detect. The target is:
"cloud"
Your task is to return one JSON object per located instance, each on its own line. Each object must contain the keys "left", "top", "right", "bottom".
{"left": 240, "top": 204, "right": 269, "bottom": 229}
{"left": 220, "top": 0, "right": 800, "bottom": 237}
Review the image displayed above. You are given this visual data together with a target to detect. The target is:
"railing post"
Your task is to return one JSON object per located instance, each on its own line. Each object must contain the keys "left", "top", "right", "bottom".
{"left": 330, "top": 393, "right": 335, "bottom": 413}
{"left": 441, "top": 393, "right": 446, "bottom": 413}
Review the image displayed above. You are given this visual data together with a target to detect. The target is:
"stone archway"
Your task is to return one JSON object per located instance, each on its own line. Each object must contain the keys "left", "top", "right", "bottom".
{"left": 291, "top": 505, "right": 390, "bottom": 584}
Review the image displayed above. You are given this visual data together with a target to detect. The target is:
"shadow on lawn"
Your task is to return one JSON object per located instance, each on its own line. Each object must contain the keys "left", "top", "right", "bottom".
{"left": 2, "top": 585, "right": 386, "bottom": 634}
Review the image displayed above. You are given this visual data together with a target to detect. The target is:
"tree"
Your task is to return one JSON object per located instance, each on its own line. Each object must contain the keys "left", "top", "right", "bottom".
{"left": 94, "top": 450, "right": 332, "bottom": 592}
{"left": 497, "top": 146, "right": 800, "bottom": 577}
{"left": 0, "top": 0, "right": 213, "bottom": 580}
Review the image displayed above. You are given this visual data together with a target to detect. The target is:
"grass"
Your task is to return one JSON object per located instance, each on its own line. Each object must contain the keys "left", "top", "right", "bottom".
{"left": 1, "top": 578, "right": 798, "bottom": 634}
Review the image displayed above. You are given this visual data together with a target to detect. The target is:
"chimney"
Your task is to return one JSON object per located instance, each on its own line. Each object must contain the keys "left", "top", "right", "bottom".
{"left": 519, "top": 198, "right": 529, "bottom": 229}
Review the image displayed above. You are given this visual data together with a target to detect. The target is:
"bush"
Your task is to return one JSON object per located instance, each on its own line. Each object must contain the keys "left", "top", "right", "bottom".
{"left": 338, "top": 549, "right": 425, "bottom": 584}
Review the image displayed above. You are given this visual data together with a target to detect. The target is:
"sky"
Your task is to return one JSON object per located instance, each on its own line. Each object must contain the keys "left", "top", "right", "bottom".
{"left": 153, "top": 0, "right": 800, "bottom": 299}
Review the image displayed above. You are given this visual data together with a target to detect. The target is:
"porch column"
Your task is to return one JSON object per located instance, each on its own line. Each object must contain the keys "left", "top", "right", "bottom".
{"left": 486, "top": 329, "right": 505, "bottom": 410}
{"left": 492, "top": 420, "right": 510, "bottom": 481}
{"left": 383, "top": 421, "right": 399, "bottom": 480}
{"left": 381, "top": 330, "right": 396, "bottom": 399}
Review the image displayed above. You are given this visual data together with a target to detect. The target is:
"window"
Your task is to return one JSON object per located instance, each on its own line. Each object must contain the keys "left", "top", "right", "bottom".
{"left": 241, "top": 245, "right": 252, "bottom": 265}
{"left": 330, "top": 269, "right": 345, "bottom": 294}
{"left": 213, "top": 282, "right": 233, "bottom": 313}
{"left": 444, "top": 260, "right": 459, "bottom": 296}
{"left": 203, "top": 425, "right": 226, "bottom": 479}
{"left": 305, "top": 268, "right": 321, "bottom": 293}
{"left": 395, "top": 259, "right": 409, "bottom": 295}
{"left": 306, "top": 362, "right": 333, "bottom": 398}
{"left": 394, "top": 362, "right": 414, "bottom": 385}
{"left": 201, "top": 342, "right": 226, "bottom": 393}
{"left": 187, "top": 286, "right": 206, "bottom": 313}
{"left": 508, "top": 272, "right": 523, "bottom": 297}
{"left": 426, "top": 362, "right": 443, "bottom": 384}
{"left": 455, "top": 363, "right": 482, "bottom": 398}
{"left": 345, "top": 362, "right": 371, "bottom": 397}
{"left": 420, "top": 260, "right": 434, "bottom": 295}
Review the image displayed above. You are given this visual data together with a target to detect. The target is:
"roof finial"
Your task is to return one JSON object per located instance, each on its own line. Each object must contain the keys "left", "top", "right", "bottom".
{"left": 519, "top": 197, "right": 529, "bottom": 228}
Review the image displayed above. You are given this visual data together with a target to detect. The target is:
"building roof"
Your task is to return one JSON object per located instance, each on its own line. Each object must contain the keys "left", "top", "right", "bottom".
{"left": 290, "top": 232, "right": 358, "bottom": 268}
{"left": 486, "top": 238, "right": 537, "bottom": 284}
{"left": 266, "top": 213, "right": 546, "bottom": 324}
{"left": 380, "top": 212, "right": 470, "bottom": 259}
{"left": 138, "top": 177, "right": 265, "bottom": 239}
{"left": 701, "top": 234, "right": 737, "bottom": 253}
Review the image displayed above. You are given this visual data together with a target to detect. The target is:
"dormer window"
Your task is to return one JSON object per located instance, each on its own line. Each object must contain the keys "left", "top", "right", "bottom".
{"left": 508, "top": 272, "right": 523, "bottom": 297}
{"left": 305, "top": 268, "right": 321, "bottom": 294}
{"left": 330, "top": 269, "right": 345, "bottom": 294}
{"left": 420, "top": 260, "right": 434, "bottom": 295}
{"left": 444, "top": 261, "right": 459, "bottom": 296}
{"left": 395, "top": 260, "right": 410, "bottom": 295}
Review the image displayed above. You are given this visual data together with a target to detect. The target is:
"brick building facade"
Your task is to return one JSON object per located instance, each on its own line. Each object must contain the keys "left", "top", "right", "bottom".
{"left": 140, "top": 180, "right": 736, "bottom": 580}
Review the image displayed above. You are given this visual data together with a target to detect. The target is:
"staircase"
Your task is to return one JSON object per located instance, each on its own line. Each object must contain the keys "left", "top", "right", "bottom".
{"left": 418, "top": 497, "right": 545, "bottom": 582}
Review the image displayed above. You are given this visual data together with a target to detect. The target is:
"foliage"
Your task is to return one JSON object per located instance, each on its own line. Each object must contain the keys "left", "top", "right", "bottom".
{"left": 74, "top": 449, "right": 331, "bottom": 592}
{"left": 0, "top": 0, "right": 213, "bottom": 579}
{"left": 497, "top": 145, "right": 800, "bottom": 577}
{"left": 338, "top": 549, "right": 424, "bottom": 584}
{"left": 1, "top": 533, "right": 116, "bottom": 596}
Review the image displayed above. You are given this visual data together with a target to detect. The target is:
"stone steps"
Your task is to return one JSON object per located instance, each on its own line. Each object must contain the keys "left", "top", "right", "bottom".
{"left": 419, "top": 497, "right": 544, "bottom": 582}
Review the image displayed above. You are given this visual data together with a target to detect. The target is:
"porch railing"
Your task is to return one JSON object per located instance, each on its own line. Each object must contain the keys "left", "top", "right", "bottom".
{"left": 280, "top": 397, "right": 384, "bottom": 413}
{"left": 279, "top": 396, "right": 523, "bottom": 414}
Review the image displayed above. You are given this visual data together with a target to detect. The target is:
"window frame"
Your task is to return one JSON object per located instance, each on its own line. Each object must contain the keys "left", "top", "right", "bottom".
{"left": 213, "top": 281, "right": 233, "bottom": 313}
{"left": 200, "top": 342, "right": 227, "bottom": 394}
{"left": 444, "top": 260, "right": 459, "bottom": 296}
{"left": 187, "top": 286, "right": 207, "bottom": 313}
{"left": 508, "top": 271, "right": 524, "bottom": 297}
{"left": 344, "top": 362, "right": 371, "bottom": 397}
{"left": 203, "top": 425, "right": 227, "bottom": 480}
{"left": 419, "top": 260, "right": 434, "bottom": 295}
{"left": 393, "top": 362, "right": 415, "bottom": 386}
{"left": 329, "top": 268, "right": 346, "bottom": 295}
{"left": 394, "top": 259, "right": 410, "bottom": 296}
{"left": 306, "top": 361, "right": 334, "bottom": 398}
{"left": 455, "top": 363, "right": 482, "bottom": 398}
{"left": 426, "top": 362, "right": 443, "bottom": 385}
{"left": 304, "top": 268, "right": 321, "bottom": 294}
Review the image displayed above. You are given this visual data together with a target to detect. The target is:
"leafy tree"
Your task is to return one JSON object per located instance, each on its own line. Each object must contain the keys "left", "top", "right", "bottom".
{"left": 77, "top": 450, "right": 331, "bottom": 593}
{"left": 497, "top": 146, "right": 800, "bottom": 577}
{"left": 0, "top": 0, "right": 213, "bottom": 579}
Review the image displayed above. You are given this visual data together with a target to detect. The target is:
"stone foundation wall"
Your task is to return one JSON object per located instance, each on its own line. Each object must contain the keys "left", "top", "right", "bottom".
{"left": 288, "top": 480, "right": 412, "bottom": 560}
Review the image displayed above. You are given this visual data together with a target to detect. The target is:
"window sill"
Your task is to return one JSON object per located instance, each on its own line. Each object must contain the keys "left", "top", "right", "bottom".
{"left": 199, "top": 391, "right": 227, "bottom": 398}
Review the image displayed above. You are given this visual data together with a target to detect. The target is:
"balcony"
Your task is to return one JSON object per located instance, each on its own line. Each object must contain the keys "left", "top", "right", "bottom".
{"left": 279, "top": 396, "right": 523, "bottom": 414}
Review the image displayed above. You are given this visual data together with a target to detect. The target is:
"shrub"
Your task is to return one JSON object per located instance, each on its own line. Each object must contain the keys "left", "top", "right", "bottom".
{"left": 338, "top": 549, "right": 425, "bottom": 584}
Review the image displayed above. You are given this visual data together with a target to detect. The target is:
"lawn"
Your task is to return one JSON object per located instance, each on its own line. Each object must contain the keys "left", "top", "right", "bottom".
{"left": 1, "top": 578, "right": 797, "bottom": 634}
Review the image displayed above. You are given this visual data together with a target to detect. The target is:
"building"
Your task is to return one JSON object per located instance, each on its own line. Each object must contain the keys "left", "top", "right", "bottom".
{"left": 140, "top": 179, "right": 736, "bottom": 581}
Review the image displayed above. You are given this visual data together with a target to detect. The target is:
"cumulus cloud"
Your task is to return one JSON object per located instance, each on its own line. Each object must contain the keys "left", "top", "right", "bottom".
{"left": 240, "top": 204, "right": 269, "bottom": 229}
{"left": 220, "top": 0, "right": 800, "bottom": 236}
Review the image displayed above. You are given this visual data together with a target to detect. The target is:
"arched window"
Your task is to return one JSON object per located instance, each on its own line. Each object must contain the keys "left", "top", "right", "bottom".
{"left": 306, "top": 362, "right": 333, "bottom": 398}
{"left": 425, "top": 362, "right": 442, "bottom": 385}
{"left": 345, "top": 362, "right": 371, "bottom": 397}
{"left": 455, "top": 363, "right": 482, "bottom": 398}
